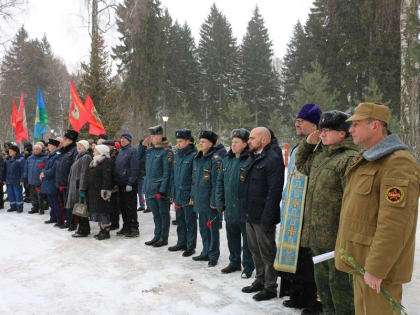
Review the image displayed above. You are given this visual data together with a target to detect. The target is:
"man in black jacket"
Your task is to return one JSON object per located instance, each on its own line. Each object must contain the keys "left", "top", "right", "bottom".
{"left": 56, "top": 130, "right": 78, "bottom": 230}
{"left": 241, "top": 127, "right": 284, "bottom": 301}
{"left": 114, "top": 132, "right": 139, "bottom": 238}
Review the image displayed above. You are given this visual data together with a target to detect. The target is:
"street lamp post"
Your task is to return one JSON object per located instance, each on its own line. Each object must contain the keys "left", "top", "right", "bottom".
{"left": 162, "top": 115, "right": 169, "bottom": 137}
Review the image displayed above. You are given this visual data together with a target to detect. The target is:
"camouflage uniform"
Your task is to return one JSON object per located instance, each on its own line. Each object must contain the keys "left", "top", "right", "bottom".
{"left": 296, "top": 137, "right": 359, "bottom": 315}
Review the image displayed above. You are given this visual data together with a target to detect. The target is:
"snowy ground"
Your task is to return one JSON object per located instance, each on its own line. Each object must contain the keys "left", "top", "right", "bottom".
{"left": 0, "top": 202, "right": 419, "bottom": 315}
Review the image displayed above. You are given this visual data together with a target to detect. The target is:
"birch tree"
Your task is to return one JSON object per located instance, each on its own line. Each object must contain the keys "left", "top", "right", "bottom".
{"left": 400, "top": 0, "right": 420, "bottom": 161}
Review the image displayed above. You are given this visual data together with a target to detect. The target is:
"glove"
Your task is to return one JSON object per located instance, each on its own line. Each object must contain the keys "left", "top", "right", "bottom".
{"left": 79, "top": 191, "right": 86, "bottom": 198}
{"left": 125, "top": 185, "right": 133, "bottom": 192}
{"left": 101, "top": 189, "right": 112, "bottom": 200}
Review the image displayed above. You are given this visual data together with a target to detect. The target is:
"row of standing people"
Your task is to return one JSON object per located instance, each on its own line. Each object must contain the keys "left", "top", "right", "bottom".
{"left": 137, "top": 124, "right": 285, "bottom": 302}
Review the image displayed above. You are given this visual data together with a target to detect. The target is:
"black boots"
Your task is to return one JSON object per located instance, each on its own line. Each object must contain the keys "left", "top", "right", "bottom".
{"left": 116, "top": 226, "right": 129, "bottom": 236}
{"left": 221, "top": 265, "right": 241, "bottom": 274}
{"left": 182, "top": 249, "right": 195, "bottom": 257}
{"left": 252, "top": 289, "right": 277, "bottom": 301}
{"left": 125, "top": 228, "right": 140, "bottom": 238}
{"left": 168, "top": 244, "right": 187, "bottom": 252}
{"left": 242, "top": 282, "right": 264, "bottom": 293}
{"left": 152, "top": 238, "right": 168, "bottom": 247}
{"left": 145, "top": 236, "right": 160, "bottom": 246}
{"left": 95, "top": 228, "right": 110, "bottom": 240}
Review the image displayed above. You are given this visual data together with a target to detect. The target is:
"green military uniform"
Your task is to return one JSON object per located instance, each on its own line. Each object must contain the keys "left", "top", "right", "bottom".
{"left": 170, "top": 140, "right": 198, "bottom": 252}
{"left": 191, "top": 146, "right": 222, "bottom": 262}
{"left": 335, "top": 103, "right": 420, "bottom": 315}
{"left": 216, "top": 148, "right": 254, "bottom": 274}
{"left": 296, "top": 134, "right": 359, "bottom": 315}
{"left": 144, "top": 134, "right": 173, "bottom": 245}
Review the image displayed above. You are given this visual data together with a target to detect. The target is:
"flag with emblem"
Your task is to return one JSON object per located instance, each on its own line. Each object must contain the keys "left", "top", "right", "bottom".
{"left": 10, "top": 99, "right": 18, "bottom": 128}
{"left": 84, "top": 94, "right": 106, "bottom": 136}
{"left": 34, "top": 87, "right": 49, "bottom": 142}
{"left": 15, "top": 92, "right": 29, "bottom": 144}
{"left": 69, "top": 80, "right": 92, "bottom": 132}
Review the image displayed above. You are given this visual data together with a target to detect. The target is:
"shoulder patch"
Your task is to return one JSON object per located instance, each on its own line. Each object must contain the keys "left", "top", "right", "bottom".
{"left": 167, "top": 151, "right": 173, "bottom": 162}
{"left": 385, "top": 186, "right": 404, "bottom": 204}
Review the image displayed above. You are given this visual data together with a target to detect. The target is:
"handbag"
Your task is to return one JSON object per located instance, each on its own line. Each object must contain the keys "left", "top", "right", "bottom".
{"left": 73, "top": 197, "right": 89, "bottom": 217}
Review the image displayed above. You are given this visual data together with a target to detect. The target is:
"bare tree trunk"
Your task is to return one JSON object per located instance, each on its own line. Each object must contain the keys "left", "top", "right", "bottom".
{"left": 400, "top": 0, "right": 420, "bottom": 161}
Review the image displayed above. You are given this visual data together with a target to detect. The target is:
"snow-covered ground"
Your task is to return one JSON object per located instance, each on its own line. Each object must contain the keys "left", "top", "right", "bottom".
{"left": 0, "top": 203, "right": 419, "bottom": 315}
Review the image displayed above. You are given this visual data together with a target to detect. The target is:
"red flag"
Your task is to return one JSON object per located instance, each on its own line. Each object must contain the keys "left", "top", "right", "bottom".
{"left": 15, "top": 92, "right": 29, "bottom": 144}
{"left": 84, "top": 94, "right": 106, "bottom": 136}
{"left": 69, "top": 80, "right": 91, "bottom": 132}
{"left": 10, "top": 99, "right": 18, "bottom": 128}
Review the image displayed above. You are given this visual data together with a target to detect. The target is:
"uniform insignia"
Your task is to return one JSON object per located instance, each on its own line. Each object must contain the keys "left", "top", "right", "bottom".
{"left": 203, "top": 173, "right": 210, "bottom": 181}
{"left": 385, "top": 186, "right": 404, "bottom": 204}
{"left": 213, "top": 154, "right": 219, "bottom": 159}
{"left": 216, "top": 161, "right": 222, "bottom": 174}
{"left": 167, "top": 151, "right": 173, "bottom": 162}
{"left": 240, "top": 174, "right": 245, "bottom": 182}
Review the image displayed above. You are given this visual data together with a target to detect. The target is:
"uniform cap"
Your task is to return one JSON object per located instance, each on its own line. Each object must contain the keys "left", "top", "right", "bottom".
{"left": 346, "top": 102, "right": 390, "bottom": 124}
{"left": 148, "top": 125, "right": 163, "bottom": 135}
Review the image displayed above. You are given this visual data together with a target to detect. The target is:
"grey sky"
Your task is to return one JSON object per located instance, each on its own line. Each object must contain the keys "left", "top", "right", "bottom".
{"left": 3, "top": 0, "right": 314, "bottom": 73}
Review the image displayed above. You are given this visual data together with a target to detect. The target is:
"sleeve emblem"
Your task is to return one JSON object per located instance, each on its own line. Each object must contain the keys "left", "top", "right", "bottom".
{"left": 385, "top": 186, "right": 404, "bottom": 204}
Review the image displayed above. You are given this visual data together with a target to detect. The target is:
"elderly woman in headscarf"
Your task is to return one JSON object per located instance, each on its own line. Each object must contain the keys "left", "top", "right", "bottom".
{"left": 67, "top": 140, "right": 92, "bottom": 237}
{"left": 87, "top": 144, "right": 114, "bottom": 240}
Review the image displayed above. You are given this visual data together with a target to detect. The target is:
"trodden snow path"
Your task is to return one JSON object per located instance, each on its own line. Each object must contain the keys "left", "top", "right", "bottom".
{"left": 0, "top": 202, "right": 419, "bottom": 315}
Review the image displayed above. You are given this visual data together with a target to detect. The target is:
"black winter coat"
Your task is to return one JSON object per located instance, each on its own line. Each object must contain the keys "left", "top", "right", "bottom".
{"left": 55, "top": 144, "right": 77, "bottom": 188}
{"left": 270, "top": 138, "right": 285, "bottom": 169}
{"left": 242, "top": 144, "right": 284, "bottom": 226}
{"left": 87, "top": 157, "right": 114, "bottom": 215}
{"left": 113, "top": 144, "right": 138, "bottom": 186}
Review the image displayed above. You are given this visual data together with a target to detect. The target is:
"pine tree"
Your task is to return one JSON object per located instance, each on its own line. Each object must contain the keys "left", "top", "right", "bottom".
{"left": 113, "top": 0, "right": 169, "bottom": 139}
{"left": 291, "top": 61, "right": 340, "bottom": 114}
{"left": 279, "top": 21, "right": 312, "bottom": 129}
{"left": 0, "top": 27, "right": 69, "bottom": 140}
{"left": 198, "top": 4, "right": 240, "bottom": 132}
{"left": 240, "top": 6, "right": 281, "bottom": 126}
{"left": 165, "top": 21, "right": 201, "bottom": 121}
{"left": 221, "top": 94, "right": 254, "bottom": 140}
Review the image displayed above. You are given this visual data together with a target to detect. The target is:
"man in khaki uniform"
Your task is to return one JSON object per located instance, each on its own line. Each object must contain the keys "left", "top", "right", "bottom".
{"left": 335, "top": 103, "right": 420, "bottom": 315}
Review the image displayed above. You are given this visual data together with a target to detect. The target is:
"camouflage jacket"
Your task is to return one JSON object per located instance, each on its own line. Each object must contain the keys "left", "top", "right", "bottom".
{"left": 295, "top": 137, "right": 359, "bottom": 250}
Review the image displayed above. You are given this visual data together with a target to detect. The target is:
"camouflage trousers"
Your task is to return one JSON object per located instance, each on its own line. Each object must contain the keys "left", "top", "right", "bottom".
{"left": 312, "top": 248, "right": 355, "bottom": 315}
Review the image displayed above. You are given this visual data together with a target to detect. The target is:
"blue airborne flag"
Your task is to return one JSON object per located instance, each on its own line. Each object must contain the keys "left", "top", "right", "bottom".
{"left": 34, "top": 88, "right": 49, "bottom": 142}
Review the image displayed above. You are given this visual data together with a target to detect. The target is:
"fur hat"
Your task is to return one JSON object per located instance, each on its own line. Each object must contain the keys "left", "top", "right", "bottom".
{"left": 199, "top": 130, "right": 218, "bottom": 145}
{"left": 9, "top": 144, "right": 20, "bottom": 154}
{"left": 296, "top": 104, "right": 322, "bottom": 126}
{"left": 175, "top": 129, "right": 193, "bottom": 140}
{"left": 64, "top": 129, "right": 79, "bottom": 142}
{"left": 319, "top": 110, "right": 351, "bottom": 133}
{"left": 48, "top": 138, "right": 60, "bottom": 147}
{"left": 231, "top": 128, "right": 250, "bottom": 142}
